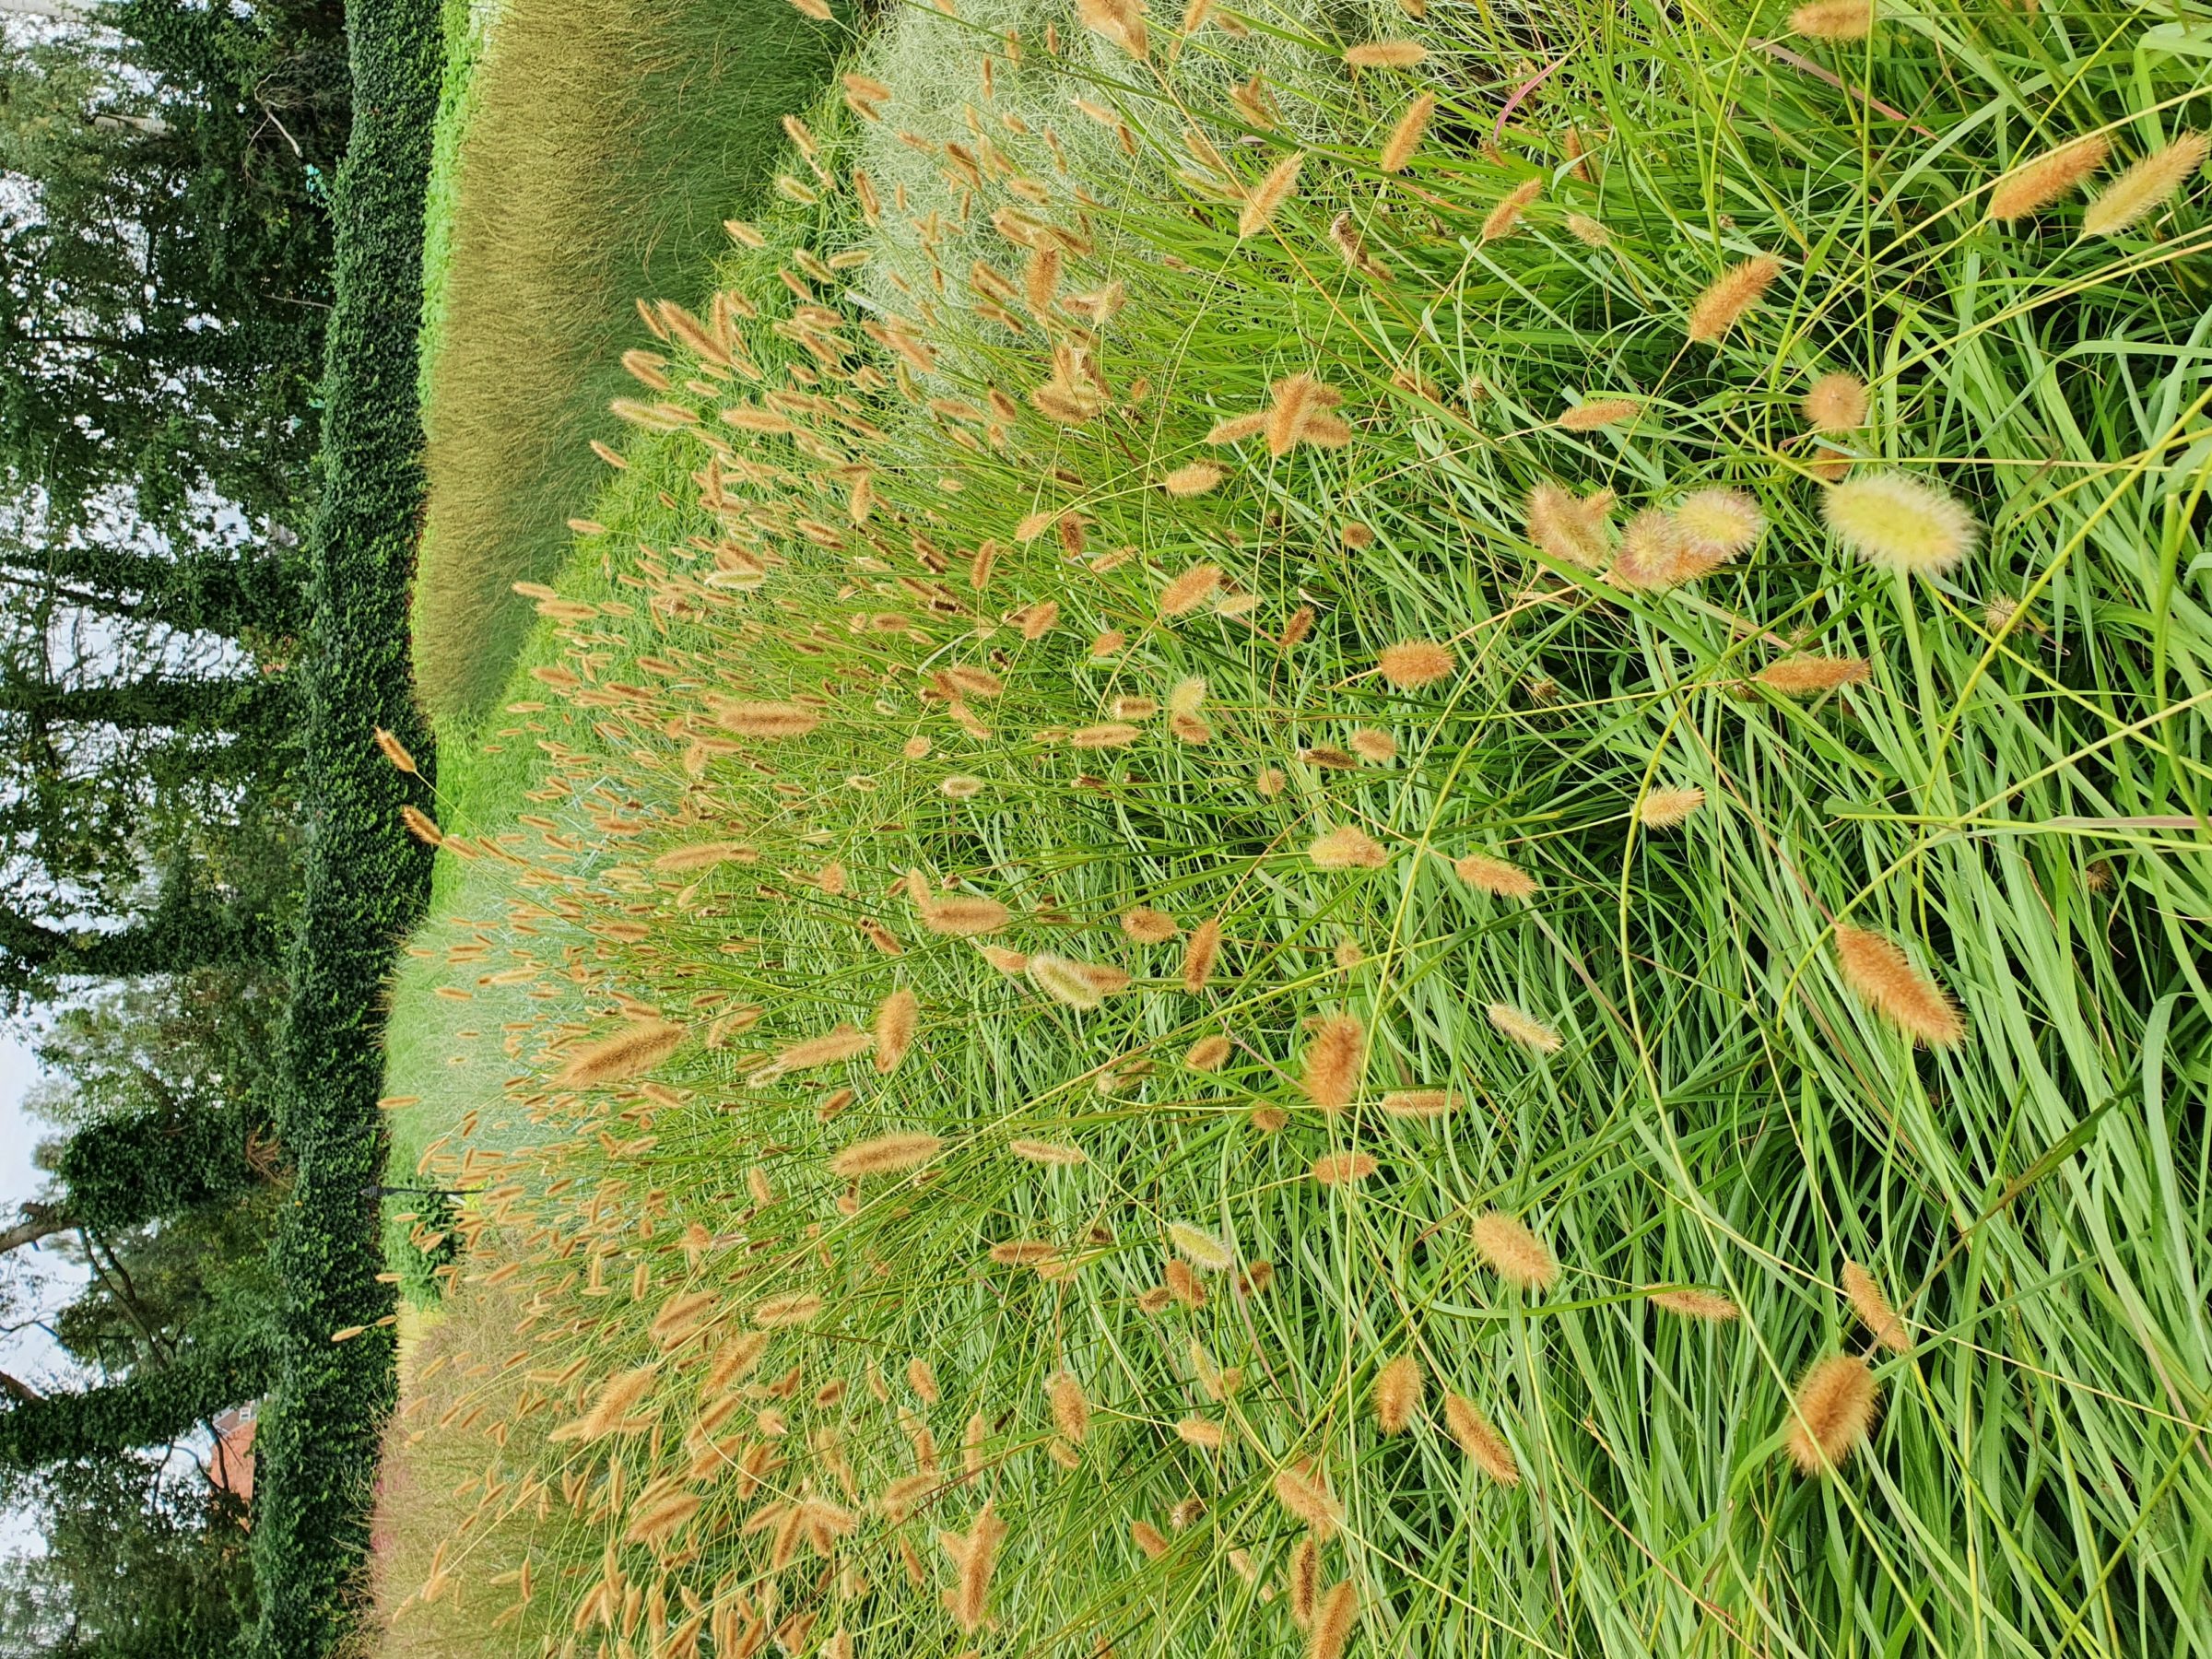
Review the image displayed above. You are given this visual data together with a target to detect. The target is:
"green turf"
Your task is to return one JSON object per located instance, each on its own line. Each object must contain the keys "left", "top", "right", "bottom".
{"left": 408, "top": 0, "right": 856, "bottom": 725}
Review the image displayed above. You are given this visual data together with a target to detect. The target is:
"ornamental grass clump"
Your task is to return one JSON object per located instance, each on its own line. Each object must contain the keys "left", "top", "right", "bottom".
{"left": 371, "top": 0, "right": 2212, "bottom": 1653}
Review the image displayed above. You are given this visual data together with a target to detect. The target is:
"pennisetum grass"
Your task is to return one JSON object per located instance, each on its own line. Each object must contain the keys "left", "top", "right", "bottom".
{"left": 372, "top": 1, "right": 2212, "bottom": 1653}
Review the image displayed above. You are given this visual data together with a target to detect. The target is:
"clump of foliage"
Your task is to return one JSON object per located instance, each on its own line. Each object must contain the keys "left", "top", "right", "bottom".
{"left": 380, "top": 1, "right": 2212, "bottom": 1655}
{"left": 241, "top": 0, "right": 441, "bottom": 1649}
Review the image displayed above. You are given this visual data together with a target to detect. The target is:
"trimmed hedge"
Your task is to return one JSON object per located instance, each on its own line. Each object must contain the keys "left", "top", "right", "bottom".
{"left": 246, "top": 0, "right": 441, "bottom": 1650}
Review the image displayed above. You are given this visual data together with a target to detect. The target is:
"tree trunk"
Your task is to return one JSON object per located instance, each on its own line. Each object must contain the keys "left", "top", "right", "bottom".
{"left": 0, "top": 1342, "right": 268, "bottom": 1470}
{"left": 0, "top": 1202, "right": 76, "bottom": 1257}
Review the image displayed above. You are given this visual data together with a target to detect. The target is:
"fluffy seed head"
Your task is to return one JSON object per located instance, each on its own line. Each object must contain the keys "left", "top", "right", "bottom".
{"left": 1347, "top": 728, "right": 1394, "bottom": 764}
{"left": 1525, "top": 482, "right": 1612, "bottom": 569}
{"left": 1841, "top": 1260, "right": 1912, "bottom": 1353}
{"left": 1479, "top": 176, "right": 1543, "bottom": 242}
{"left": 1608, "top": 510, "right": 1690, "bottom": 591}
{"left": 754, "top": 1292, "right": 824, "bottom": 1327}
{"left": 653, "top": 841, "right": 759, "bottom": 872}
{"left": 1162, "top": 460, "right": 1227, "bottom": 496}
{"left": 1833, "top": 923, "right": 1967, "bottom": 1047}
{"left": 548, "top": 1361, "right": 662, "bottom": 1442}
{"left": 773, "top": 1024, "right": 874, "bottom": 1073}
{"left": 829, "top": 1132, "right": 943, "bottom": 1179}
{"left": 1687, "top": 254, "right": 1783, "bottom": 344}
{"left": 373, "top": 728, "right": 418, "bottom": 774}
{"left": 1309, "top": 826, "right": 1387, "bottom": 868}
{"left": 1469, "top": 1210, "right": 1559, "bottom": 1289}
{"left": 1309, "top": 1581, "right": 1359, "bottom": 1659}
{"left": 1823, "top": 473, "right": 1977, "bottom": 575}
{"left": 1785, "top": 1353, "right": 1879, "bottom": 1473}
{"left": 1804, "top": 371, "right": 1869, "bottom": 431}
{"left": 1377, "top": 640, "right": 1454, "bottom": 687}
{"left": 1647, "top": 1287, "right": 1742, "bottom": 1322}
{"left": 1047, "top": 1370, "right": 1091, "bottom": 1441}
{"left": 1443, "top": 1393, "right": 1519, "bottom": 1483}
{"left": 1312, "top": 1150, "right": 1379, "bottom": 1186}
{"left": 1288, "top": 1535, "right": 1320, "bottom": 1627}
{"left": 1486, "top": 1002, "right": 1561, "bottom": 1053}
{"left": 1454, "top": 853, "right": 1536, "bottom": 900}
{"left": 1380, "top": 92, "right": 1436, "bottom": 173}
{"left": 921, "top": 893, "right": 1011, "bottom": 936}
{"left": 1378, "top": 1088, "right": 1459, "bottom": 1118}
{"left": 1007, "top": 1138, "right": 1087, "bottom": 1165}
{"left": 1175, "top": 1415, "right": 1225, "bottom": 1450}
{"left": 1372, "top": 1353, "right": 1422, "bottom": 1433}
{"left": 1345, "top": 38, "right": 1427, "bottom": 66}
{"left": 1672, "top": 488, "right": 1764, "bottom": 561}
{"left": 2082, "top": 132, "right": 2208, "bottom": 236}
{"left": 1239, "top": 150, "right": 1306, "bottom": 238}
{"left": 1185, "top": 1034, "right": 1234, "bottom": 1071}
{"left": 1988, "top": 135, "right": 2110, "bottom": 222}
{"left": 1159, "top": 564, "right": 1223, "bottom": 616}
{"left": 1182, "top": 917, "right": 1224, "bottom": 992}
{"left": 1271, "top": 1464, "right": 1343, "bottom": 1537}
{"left": 1300, "top": 1013, "right": 1367, "bottom": 1111}
{"left": 1168, "top": 1222, "right": 1233, "bottom": 1272}
{"left": 399, "top": 805, "right": 442, "bottom": 846}
{"left": 1638, "top": 786, "right": 1706, "bottom": 829}
{"left": 1755, "top": 655, "right": 1871, "bottom": 696}
{"left": 1791, "top": 0, "right": 1875, "bottom": 39}
{"left": 1122, "top": 906, "right": 1179, "bottom": 943}
{"left": 559, "top": 1020, "right": 685, "bottom": 1087}
{"left": 1558, "top": 396, "right": 1641, "bottom": 431}
{"left": 1028, "top": 953, "right": 1107, "bottom": 1008}
{"left": 873, "top": 987, "right": 919, "bottom": 1073}
{"left": 713, "top": 700, "right": 822, "bottom": 738}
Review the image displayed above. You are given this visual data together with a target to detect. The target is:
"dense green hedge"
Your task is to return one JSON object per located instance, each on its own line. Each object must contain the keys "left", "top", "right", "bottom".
{"left": 246, "top": 0, "right": 441, "bottom": 1650}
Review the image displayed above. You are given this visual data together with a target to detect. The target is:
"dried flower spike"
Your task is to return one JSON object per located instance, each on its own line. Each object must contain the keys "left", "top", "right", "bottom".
{"left": 1784, "top": 1353, "right": 1879, "bottom": 1473}
{"left": 1841, "top": 1260, "right": 1912, "bottom": 1353}
{"left": 1454, "top": 853, "right": 1536, "bottom": 899}
{"left": 1380, "top": 92, "right": 1436, "bottom": 173}
{"left": 1486, "top": 1002, "right": 1561, "bottom": 1053}
{"left": 1792, "top": 0, "right": 1875, "bottom": 40}
{"left": 1638, "top": 786, "right": 1706, "bottom": 829}
{"left": 1301, "top": 1013, "right": 1366, "bottom": 1111}
{"left": 1988, "top": 135, "right": 2109, "bottom": 222}
{"left": 1647, "top": 1287, "right": 1741, "bottom": 1322}
{"left": 1833, "top": 923, "right": 1967, "bottom": 1047}
{"left": 1239, "top": 150, "right": 1307, "bottom": 238}
{"left": 1442, "top": 1393, "right": 1520, "bottom": 1483}
{"left": 2081, "top": 131, "right": 2208, "bottom": 237}
{"left": 1687, "top": 254, "right": 1782, "bottom": 344}
{"left": 1377, "top": 639, "right": 1454, "bottom": 688}
{"left": 1308, "top": 826, "right": 1387, "bottom": 868}
{"left": 1803, "top": 371, "right": 1869, "bottom": 431}
{"left": 1372, "top": 1352, "right": 1422, "bottom": 1433}
{"left": 1468, "top": 1210, "right": 1559, "bottom": 1289}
